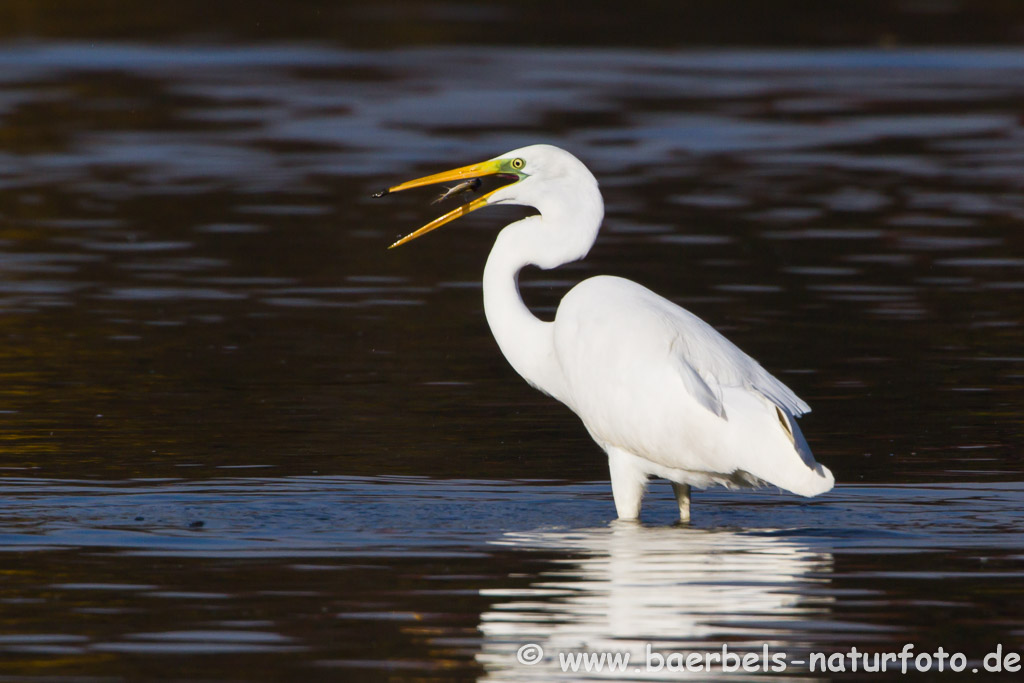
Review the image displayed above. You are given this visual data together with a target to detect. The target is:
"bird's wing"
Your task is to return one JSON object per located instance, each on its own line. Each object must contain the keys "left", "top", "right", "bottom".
{"left": 670, "top": 343, "right": 727, "bottom": 419}
{"left": 650, "top": 295, "right": 811, "bottom": 418}
{"left": 553, "top": 276, "right": 823, "bottom": 492}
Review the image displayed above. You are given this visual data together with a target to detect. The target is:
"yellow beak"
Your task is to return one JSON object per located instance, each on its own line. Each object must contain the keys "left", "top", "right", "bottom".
{"left": 375, "top": 158, "right": 506, "bottom": 249}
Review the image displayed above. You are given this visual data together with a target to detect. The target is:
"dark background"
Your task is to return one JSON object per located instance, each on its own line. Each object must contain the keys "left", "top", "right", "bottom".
{"left": 3, "top": 0, "right": 1024, "bottom": 46}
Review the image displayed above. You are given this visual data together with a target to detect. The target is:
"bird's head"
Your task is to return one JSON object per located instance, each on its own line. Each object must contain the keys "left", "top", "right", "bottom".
{"left": 375, "top": 144, "right": 599, "bottom": 249}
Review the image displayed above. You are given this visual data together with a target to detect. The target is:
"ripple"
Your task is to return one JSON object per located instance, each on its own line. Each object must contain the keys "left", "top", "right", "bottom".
{"left": 655, "top": 233, "right": 735, "bottom": 245}
{"left": 763, "top": 228, "right": 884, "bottom": 240}
{"left": 887, "top": 214, "right": 978, "bottom": 228}
{"left": 195, "top": 222, "right": 267, "bottom": 234}
{"left": 898, "top": 235, "right": 1001, "bottom": 250}
{"left": 937, "top": 257, "right": 1024, "bottom": 268}
{"left": 82, "top": 240, "right": 194, "bottom": 252}
{"left": 0, "top": 478, "right": 1020, "bottom": 555}
{"left": 784, "top": 266, "right": 859, "bottom": 276}
{"left": 99, "top": 286, "right": 246, "bottom": 301}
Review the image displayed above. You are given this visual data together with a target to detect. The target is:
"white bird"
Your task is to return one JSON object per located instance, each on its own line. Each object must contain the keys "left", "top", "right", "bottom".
{"left": 375, "top": 144, "right": 834, "bottom": 521}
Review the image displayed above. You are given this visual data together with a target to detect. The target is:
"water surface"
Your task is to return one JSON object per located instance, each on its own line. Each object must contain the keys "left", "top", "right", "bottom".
{"left": 1, "top": 39, "right": 1023, "bottom": 680}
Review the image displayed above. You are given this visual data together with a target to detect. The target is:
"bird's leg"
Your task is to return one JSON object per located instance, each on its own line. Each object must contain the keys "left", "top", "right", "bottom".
{"left": 607, "top": 448, "right": 648, "bottom": 521}
{"left": 671, "top": 482, "right": 691, "bottom": 523}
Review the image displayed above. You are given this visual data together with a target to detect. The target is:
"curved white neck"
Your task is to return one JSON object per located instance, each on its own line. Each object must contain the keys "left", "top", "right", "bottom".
{"left": 482, "top": 199, "right": 602, "bottom": 403}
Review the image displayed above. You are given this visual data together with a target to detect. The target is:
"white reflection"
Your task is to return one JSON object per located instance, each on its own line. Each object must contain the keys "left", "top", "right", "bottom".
{"left": 478, "top": 522, "right": 832, "bottom": 680}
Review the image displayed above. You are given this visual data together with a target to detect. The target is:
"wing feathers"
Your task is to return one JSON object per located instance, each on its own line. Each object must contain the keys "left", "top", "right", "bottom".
{"left": 656, "top": 297, "right": 811, "bottom": 418}
{"left": 673, "top": 354, "right": 727, "bottom": 419}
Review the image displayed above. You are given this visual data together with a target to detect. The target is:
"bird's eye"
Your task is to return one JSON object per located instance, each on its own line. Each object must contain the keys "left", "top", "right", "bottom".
{"left": 510, "top": 158, "right": 525, "bottom": 170}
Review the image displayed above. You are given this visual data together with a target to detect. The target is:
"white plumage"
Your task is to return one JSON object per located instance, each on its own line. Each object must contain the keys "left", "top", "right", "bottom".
{"left": 379, "top": 144, "right": 834, "bottom": 520}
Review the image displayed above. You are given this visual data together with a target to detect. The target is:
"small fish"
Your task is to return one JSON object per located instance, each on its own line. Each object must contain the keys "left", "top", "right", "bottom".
{"left": 431, "top": 177, "right": 481, "bottom": 205}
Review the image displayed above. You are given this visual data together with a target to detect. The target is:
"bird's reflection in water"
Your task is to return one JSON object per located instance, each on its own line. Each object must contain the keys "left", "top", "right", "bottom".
{"left": 478, "top": 522, "right": 833, "bottom": 680}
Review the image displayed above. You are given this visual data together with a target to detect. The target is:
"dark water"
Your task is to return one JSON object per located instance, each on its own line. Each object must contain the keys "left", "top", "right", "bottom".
{"left": 1, "top": 18, "right": 1023, "bottom": 683}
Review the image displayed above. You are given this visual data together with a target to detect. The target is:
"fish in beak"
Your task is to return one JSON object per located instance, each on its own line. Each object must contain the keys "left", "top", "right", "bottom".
{"left": 373, "top": 157, "right": 521, "bottom": 248}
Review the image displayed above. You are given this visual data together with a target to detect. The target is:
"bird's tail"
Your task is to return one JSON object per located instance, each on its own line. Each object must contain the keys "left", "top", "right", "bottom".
{"left": 775, "top": 462, "right": 834, "bottom": 497}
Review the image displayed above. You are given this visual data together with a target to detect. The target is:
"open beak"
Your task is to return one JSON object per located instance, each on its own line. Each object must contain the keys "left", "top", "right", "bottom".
{"left": 374, "top": 158, "right": 506, "bottom": 249}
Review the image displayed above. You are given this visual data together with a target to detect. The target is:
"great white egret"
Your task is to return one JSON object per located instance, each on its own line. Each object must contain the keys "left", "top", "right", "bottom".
{"left": 375, "top": 144, "right": 834, "bottom": 521}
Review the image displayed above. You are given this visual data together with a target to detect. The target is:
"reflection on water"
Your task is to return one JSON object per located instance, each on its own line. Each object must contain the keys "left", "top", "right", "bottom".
{"left": 0, "top": 476, "right": 1021, "bottom": 680}
{"left": 0, "top": 27, "right": 1023, "bottom": 682}
{"left": 479, "top": 523, "right": 833, "bottom": 680}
